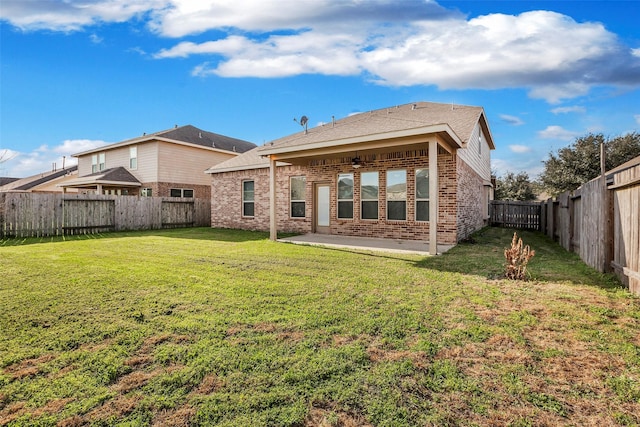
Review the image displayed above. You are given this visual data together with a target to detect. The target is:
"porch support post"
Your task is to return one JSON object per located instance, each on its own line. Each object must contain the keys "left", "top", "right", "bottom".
{"left": 269, "top": 156, "right": 277, "bottom": 241}
{"left": 429, "top": 139, "right": 438, "bottom": 255}
{"left": 97, "top": 184, "right": 103, "bottom": 195}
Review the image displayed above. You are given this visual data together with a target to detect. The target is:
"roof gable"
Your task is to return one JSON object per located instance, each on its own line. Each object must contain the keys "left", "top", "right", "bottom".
{"left": 0, "top": 166, "right": 78, "bottom": 191}
{"left": 73, "top": 125, "right": 256, "bottom": 157}
{"left": 258, "top": 101, "right": 492, "bottom": 154}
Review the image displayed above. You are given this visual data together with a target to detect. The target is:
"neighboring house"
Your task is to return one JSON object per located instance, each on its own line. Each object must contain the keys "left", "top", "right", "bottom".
{"left": 62, "top": 125, "right": 256, "bottom": 198}
{"left": 0, "top": 166, "right": 78, "bottom": 193}
{"left": 206, "top": 101, "right": 495, "bottom": 250}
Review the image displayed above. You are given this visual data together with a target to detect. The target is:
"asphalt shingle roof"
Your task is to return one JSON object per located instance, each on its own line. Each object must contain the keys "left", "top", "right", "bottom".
{"left": 83, "top": 167, "right": 141, "bottom": 183}
{"left": 75, "top": 125, "right": 256, "bottom": 156}
{"left": 0, "top": 166, "right": 77, "bottom": 191}
{"left": 208, "top": 101, "right": 492, "bottom": 174}
{"left": 259, "top": 101, "right": 487, "bottom": 152}
{"left": 158, "top": 125, "right": 256, "bottom": 153}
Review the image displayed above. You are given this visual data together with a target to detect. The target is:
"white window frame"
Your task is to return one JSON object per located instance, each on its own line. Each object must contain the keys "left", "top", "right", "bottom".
{"left": 290, "top": 176, "right": 306, "bottom": 218}
{"left": 386, "top": 169, "right": 407, "bottom": 221}
{"left": 337, "top": 173, "right": 354, "bottom": 219}
{"left": 360, "top": 171, "right": 379, "bottom": 220}
{"left": 415, "top": 168, "right": 430, "bottom": 222}
{"left": 141, "top": 188, "right": 152, "bottom": 197}
{"left": 91, "top": 154, "right": 98, "bottom": 173}
{"left": 130, "top": 146, "right": 138, "bottom": 170}
{"left": 98, "top": 152, "right": 105, "bottom": 172}
{"left": 242, "top": 180, "right": 255, "bottom": 218}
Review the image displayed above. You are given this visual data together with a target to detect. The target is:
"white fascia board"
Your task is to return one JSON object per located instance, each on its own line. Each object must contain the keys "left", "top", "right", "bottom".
{"left": 258, "top": 124, "right": 462, "bottom": 156}
{"left": 205, "top": 161, "right": 290, "bottom": 174}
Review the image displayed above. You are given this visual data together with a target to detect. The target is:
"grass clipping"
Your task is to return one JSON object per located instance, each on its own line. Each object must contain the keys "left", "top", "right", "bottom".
{"left": 504, "top": 232, "right": 535, "bottom": 280}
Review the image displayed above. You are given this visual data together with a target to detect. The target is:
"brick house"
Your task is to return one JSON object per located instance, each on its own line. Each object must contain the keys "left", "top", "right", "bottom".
{"left": 62, "top": 125, "right": 256, "bottom": 198}
{"left": 206, "top": 102, "right": 495, "bottom": 251}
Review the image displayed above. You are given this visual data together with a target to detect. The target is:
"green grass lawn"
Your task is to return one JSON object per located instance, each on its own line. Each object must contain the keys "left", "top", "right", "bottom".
{"left": 0, "top": 227, "right": 638, "bottom": 426}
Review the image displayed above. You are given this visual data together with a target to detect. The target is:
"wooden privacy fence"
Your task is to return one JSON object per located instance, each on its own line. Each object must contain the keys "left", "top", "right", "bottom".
{"left": 489, "top": 200, "right": 541, "bottom": 230}
{"left": 491, "top": 157, "right": 640, "bottom": 295}
{"left": 0, "top": 193, "right": 211, "bottom": 238}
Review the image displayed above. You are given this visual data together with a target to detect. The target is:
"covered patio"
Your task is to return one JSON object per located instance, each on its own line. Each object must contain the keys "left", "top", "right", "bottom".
{"left": 278, "top": 233, "right": 455, "bottom": 256}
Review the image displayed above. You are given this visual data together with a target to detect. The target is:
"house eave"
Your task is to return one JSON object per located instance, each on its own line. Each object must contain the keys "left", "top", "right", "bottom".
{"left": 61, "top": 179, "right": 142, "bottom": 188}
{"left": 258, "top": 124, "right": 463, "bottom": 158}
{"left": 205, "top": 161, "right": 291, "bottom": 174}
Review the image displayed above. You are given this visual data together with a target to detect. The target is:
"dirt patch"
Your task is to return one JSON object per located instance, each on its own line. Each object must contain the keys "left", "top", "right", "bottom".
{"left": 57, "top": 415, "right": 85, "bottom": 427}
{"left": 305, "top": 407, "right": 372, "bottom": 427}
{"left": 195, "top": 374, "right": 223, "bottom": 395}
{"left": 3, "top": 353, "right": 55, "bottom": 380}
{"left": 31, "top": 398, "right": 74, "bottom": 418}
{"left": 113, "top": 369, "right": 160, "bottom": 393}
{"left": 0, "top": 401, "right": 26, "bottom": 425}
{"left": 276, "top": 330, "right": 305, "bottom": 342}
{"left": 151, "top": 403, "right": 196, "bottom": 427}
{"left": 86, "top": 393, "right": 143, "bottom": 421}
{"left": 124, "top": 355, "right": 153, "bottom": 368}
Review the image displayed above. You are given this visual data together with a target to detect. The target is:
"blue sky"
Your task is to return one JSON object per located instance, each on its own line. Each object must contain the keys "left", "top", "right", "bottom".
{"left": 1, "top": 0, "right": 639, "bottom": 179}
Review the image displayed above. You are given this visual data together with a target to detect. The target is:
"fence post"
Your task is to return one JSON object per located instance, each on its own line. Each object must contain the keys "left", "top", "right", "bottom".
{"left": 0, "top": 193, "right": 4, "bottom": 238}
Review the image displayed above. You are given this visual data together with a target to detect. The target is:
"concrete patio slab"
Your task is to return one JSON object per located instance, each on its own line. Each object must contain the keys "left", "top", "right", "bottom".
{"left": 278, "top": 234, "right": 455, "bottom": 256}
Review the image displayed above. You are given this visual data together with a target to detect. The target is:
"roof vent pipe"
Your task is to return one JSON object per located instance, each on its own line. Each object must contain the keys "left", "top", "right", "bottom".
{"left": 412, "top": 104, "right": 417, "bottom": 110}
{"left": 332, "top": 116, "right": 335, "bottom": 128}
{"left": 199, "top": 132, "right": 202, "bottom": 138}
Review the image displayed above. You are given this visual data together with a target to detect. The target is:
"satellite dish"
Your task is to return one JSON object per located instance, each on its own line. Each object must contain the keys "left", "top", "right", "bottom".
{"left": 294, "top": 115, "right": 309, "bottom": 134}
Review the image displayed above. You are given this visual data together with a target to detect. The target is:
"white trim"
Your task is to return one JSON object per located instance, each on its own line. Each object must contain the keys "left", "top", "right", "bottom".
{"left": 62, "top": 180, "right": 142, "bottom": 188}
{"left": 205, "top": 160, "right": 291, "bottom": 174}
{"left": 415, "top": 167, "right": 430, "bottom": 222}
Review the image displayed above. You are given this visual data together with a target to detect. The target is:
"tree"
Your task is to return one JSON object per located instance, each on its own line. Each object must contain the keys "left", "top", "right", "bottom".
{"left": 540, "top": 132, "right": 640, "bottom": 195}
{"left": 495, "top": 171, "right": 537, "bottom": 201}
{"left": 0, "top": 149, "right": 15, "bottom": 164}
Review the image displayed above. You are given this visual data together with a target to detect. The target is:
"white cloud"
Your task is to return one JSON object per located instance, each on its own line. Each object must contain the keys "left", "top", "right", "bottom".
{"left": 2, "top": 1, "right": 639, "bottom": 103}
{"left": 635, "top": 114, "right": 640, "bottom": 125}
{"left": 0, "top": 0, "right": 168, "bottom": 32}
{"left": 89, "top": 33, "right": 104, "bottom": 44}
{"left": 551, "top": 106, "right": 586, "bottom": 114}
{"left": 492, "top": 158, "right": 544, "bottom": 178}
{"left": 1, "top": 139, "right": 107, "bottom": 178}
{"left": 509, "top": 145, "right": 532, "bottom": 153}
{"left": 537, "top": 125, "right": 580, "bottom": 141}
{"left": 500, "top": 114, "right": 524, "bottom": 126}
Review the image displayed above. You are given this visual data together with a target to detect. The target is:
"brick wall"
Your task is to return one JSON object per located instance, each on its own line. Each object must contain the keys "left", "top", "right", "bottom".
{"left": 144, "top": 182, "right": 211, "bottom": 199}
{"left": 455, "top": 156, "right": 486, "bottom": 240}
{"left": 210, "top": 149, "right": 464, "bottom": 243}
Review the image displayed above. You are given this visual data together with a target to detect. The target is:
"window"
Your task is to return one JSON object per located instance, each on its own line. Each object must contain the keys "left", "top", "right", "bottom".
{"left": 242, "top": 180, "right": 254, "bottom": 217}
{"left": 337, "top": 173, "right": 354, "bottom": 219}
{"left": 290, "top": 176, "right": 306, "bottom": 218}
{"left": 170, "top": 188, "right": 194, "bottom": 198}
{"left": 361, "top": 171, "right": 378, "bottom": 220}
{"left": 91, "top": 153, "right": 106, "bottom": 173}
{"left": 130, "top": 146, "right": 137, "bottom": 169}
{"left": 416, "top": 168, "right": 429, "bottom": 221}
{"left": 141, "top": 188, "right": 152, "bottom": 197}
{"left": 386, "top": 169, "right": 406, "bottom": 220}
